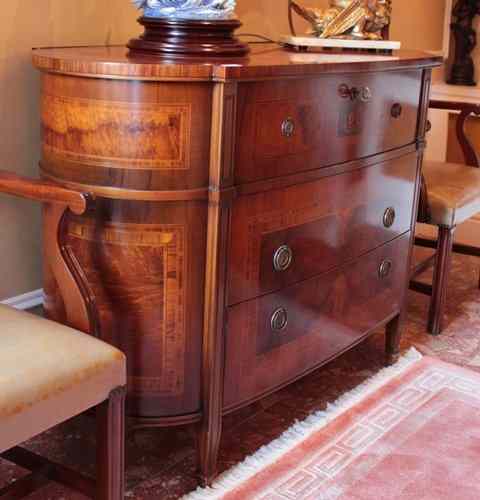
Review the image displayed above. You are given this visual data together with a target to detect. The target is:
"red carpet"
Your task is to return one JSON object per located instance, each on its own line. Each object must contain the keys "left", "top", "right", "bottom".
{"left": 187, "top": 352, "right": 480, "bottom": 499}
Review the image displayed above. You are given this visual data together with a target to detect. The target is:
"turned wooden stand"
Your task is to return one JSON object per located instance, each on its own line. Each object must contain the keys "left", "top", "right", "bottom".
{"left": 127, "top": 17, "right": 250, "bottom": 59}
{"left": 32, "top": 45, "right": 441, "bottom": 485}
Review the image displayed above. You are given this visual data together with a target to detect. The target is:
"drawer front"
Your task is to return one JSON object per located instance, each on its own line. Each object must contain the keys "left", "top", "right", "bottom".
{"left": 224, "top": 233, "right": 411, "bottom": 410}
{"left": 235, "top": 70, "right": 422, "bottom": 183}
{"left": 228, "top": 152, "right": 418, "bottom": 306}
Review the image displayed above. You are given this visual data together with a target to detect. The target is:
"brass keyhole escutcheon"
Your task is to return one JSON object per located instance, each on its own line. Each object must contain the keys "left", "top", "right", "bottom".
{"left": 273, "top": 245, "right": 293, "bottom": 272}
{"left": 383, "top": 207, "right": 396, "bottom": 228}
{"left": 379, "top": 259, "right": 393, "bottom": 279}
{"left": 391, "top": 103, "right": 403, "bottom": 119}
{"left": 281, "top": 118, "right": 295, "bottom": 137}
{"left": 339, "top": 83, "right": 352, "bottom": 99}
{"left": 271, "top": 307, "right": 288, "bottom": 332}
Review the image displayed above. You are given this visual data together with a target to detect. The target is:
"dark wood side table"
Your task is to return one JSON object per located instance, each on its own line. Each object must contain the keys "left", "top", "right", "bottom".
{"left": 32, "top": 45, "right": 441, "bottom": 485}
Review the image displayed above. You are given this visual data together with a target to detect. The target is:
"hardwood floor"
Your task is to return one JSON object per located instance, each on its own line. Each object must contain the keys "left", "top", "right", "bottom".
{"left": 6, "top": 248, "right": 480, "bottom": 499}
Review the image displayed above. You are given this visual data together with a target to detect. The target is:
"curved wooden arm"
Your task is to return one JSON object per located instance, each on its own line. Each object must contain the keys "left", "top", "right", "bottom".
{"left": 429, "top": 99, "right": 480, "bottom": 168}
{"left": 0, "top": 170, "right": 92, "bottom": 214}
{"left": 0, "top": 168, "right": 97, "bottom": 335}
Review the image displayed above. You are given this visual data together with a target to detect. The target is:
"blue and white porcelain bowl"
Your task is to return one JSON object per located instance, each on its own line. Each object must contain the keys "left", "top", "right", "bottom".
{"left": 132, "top": 0, "right": 237, "bottom": 20}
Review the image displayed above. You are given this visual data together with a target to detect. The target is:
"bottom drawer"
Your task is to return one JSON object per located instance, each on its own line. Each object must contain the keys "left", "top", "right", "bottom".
{"left": 223, "top": 232, "right": 411, "bottom": 410}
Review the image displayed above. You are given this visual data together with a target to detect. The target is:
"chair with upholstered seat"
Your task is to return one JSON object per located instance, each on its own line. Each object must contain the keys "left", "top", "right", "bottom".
{"left": 411, "top": 99, "right": 480, "bottom": 336}
{"left": 0, "top": 170, "right": 126, "bottom": 499}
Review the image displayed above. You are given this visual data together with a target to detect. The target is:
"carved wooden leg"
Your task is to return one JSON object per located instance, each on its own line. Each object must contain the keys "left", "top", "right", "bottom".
{"left": 96, "top": 386, "right": 126, "bottom": 500}
{"left": 385, "top": 314, "right": 402, "bottom": 366}
{"left": 428, "top": 226, "right": 455, "bottom": 336}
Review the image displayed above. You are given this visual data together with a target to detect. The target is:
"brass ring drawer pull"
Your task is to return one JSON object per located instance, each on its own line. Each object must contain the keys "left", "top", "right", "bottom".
{"left": 391, "top": 103, "right": 403, "bottom": 118}
{"left": 379, "top": 259, "right": 393, "bottom": 279}
{"left": 383, "top": 207, "right": 396, "bottom": 228}
{"left": 338, "top": 84, "right": 372, "bottom": 102}
{"left": 281, "top": 118, "right": 295, "bottom": 137}
{"left": 273, "top": 245, "right": 293, "bottom": 272}
{"left": 271, "top": 307, "right": 288, "bottom": 332}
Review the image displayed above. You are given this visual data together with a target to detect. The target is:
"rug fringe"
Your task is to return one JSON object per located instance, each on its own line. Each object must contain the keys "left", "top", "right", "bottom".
{"left": 183, "top": 348, "right": 423, "bottom": 500}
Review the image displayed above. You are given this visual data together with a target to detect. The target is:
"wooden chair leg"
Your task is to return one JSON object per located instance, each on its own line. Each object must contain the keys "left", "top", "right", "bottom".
{"left": 96, "top": 386, "right": 126, "bottom": 500}
{"left": 428, "top": 226, "right": 455, "bottom": 336}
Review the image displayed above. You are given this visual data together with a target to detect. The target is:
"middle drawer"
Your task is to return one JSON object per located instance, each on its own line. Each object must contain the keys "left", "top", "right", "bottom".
{"left": 228, "top": 151, "right": 418, "bottom": 306}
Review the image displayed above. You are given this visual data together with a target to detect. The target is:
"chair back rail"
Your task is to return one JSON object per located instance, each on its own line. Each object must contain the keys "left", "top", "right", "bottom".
{"left": 429, "top": 99, "right": 480, "bottom": 168}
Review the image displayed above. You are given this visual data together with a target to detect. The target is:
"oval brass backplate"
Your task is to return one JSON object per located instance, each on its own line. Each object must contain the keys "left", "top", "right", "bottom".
{"left": 379, "top": 259, "right": 393, "bottom": 279}
{"left": 273, "top": 245, "right": 293, "bottom": 272}
{"left": 271, "top": 307, "right": 288, "bottom": 332}
{"left": 383, "top": 207, "right": 396, "bottom": 228}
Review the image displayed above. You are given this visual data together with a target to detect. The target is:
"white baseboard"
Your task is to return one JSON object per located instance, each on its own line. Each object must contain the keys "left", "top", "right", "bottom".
{"left": 1, "top": 289, "right": 44, "bottom": 310}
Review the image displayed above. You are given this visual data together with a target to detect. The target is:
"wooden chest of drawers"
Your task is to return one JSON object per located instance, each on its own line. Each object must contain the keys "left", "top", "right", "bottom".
{"left": 32, "top": 46, "right": 441, "bottom": 485}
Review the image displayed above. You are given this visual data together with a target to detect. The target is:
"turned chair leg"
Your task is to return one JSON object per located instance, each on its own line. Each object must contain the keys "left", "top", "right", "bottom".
{"left": 96, "top": 387, "right": 126, "bottom": 500}
{"left": 428, "top": 226, "right": 455, "bottom": 336}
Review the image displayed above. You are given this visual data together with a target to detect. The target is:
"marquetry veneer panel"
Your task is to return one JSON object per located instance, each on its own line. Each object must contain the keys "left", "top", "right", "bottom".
{"left": 42, "top": 94, "right": 192, "bottom": 169}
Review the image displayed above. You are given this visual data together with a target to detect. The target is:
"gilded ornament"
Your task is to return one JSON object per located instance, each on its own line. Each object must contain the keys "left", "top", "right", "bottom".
{"left": 290, "top": 0, "right": 392, "bottom": 40}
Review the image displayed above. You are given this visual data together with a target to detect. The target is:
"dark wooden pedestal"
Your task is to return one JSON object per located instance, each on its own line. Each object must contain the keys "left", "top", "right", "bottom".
{"left": 127, "top": 17, "right": 250, "bottom": 59}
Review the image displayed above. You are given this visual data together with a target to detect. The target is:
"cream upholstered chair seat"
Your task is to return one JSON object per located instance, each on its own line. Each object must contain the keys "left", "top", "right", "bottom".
{"left": 0, "top": 168, "right": 126, "bottom": 498}
{"left": 0, "top": 304, "right": 126, "bottom": 454}
{"left": 423, "top": 160, "right": 480, "bottom": 227}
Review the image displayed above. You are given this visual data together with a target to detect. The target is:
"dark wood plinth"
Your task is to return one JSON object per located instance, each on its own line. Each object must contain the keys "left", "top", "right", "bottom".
{"left": 127, "top": 17, "right": 250, "bottom": 59}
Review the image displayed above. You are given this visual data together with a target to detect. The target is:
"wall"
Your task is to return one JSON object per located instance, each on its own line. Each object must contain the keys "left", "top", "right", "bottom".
{"left": 237, "top": 0, "right": 447, "bottom": 52}
{"left": 0, "top": 0, "right": 447, "bottom": 301}
{"left": 0, "top": 1, "right": 138, "bottom": 301}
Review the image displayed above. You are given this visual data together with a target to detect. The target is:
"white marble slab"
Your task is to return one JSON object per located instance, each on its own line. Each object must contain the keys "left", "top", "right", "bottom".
{"left": 280, "top": 35, "right": 401, "bottom": 52}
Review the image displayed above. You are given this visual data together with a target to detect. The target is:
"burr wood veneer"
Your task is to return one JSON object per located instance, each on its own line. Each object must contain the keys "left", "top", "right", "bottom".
{"left": 32, "top": 45, "right": 441, "bottom": 485}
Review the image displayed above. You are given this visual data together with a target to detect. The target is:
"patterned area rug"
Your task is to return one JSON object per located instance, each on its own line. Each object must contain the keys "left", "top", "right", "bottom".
{"left": 186, "top": 350, "right": 480, "bottom": 499}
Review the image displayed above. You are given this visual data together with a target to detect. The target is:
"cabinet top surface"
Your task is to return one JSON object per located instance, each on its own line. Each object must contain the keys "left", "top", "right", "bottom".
{"left": 32, "top": 44, "right": 442, "bottom": 81}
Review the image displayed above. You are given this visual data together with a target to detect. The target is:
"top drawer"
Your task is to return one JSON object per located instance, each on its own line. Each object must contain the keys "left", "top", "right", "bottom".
{"left": 235, "top": 70, "right": 422, "bottom": 184}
